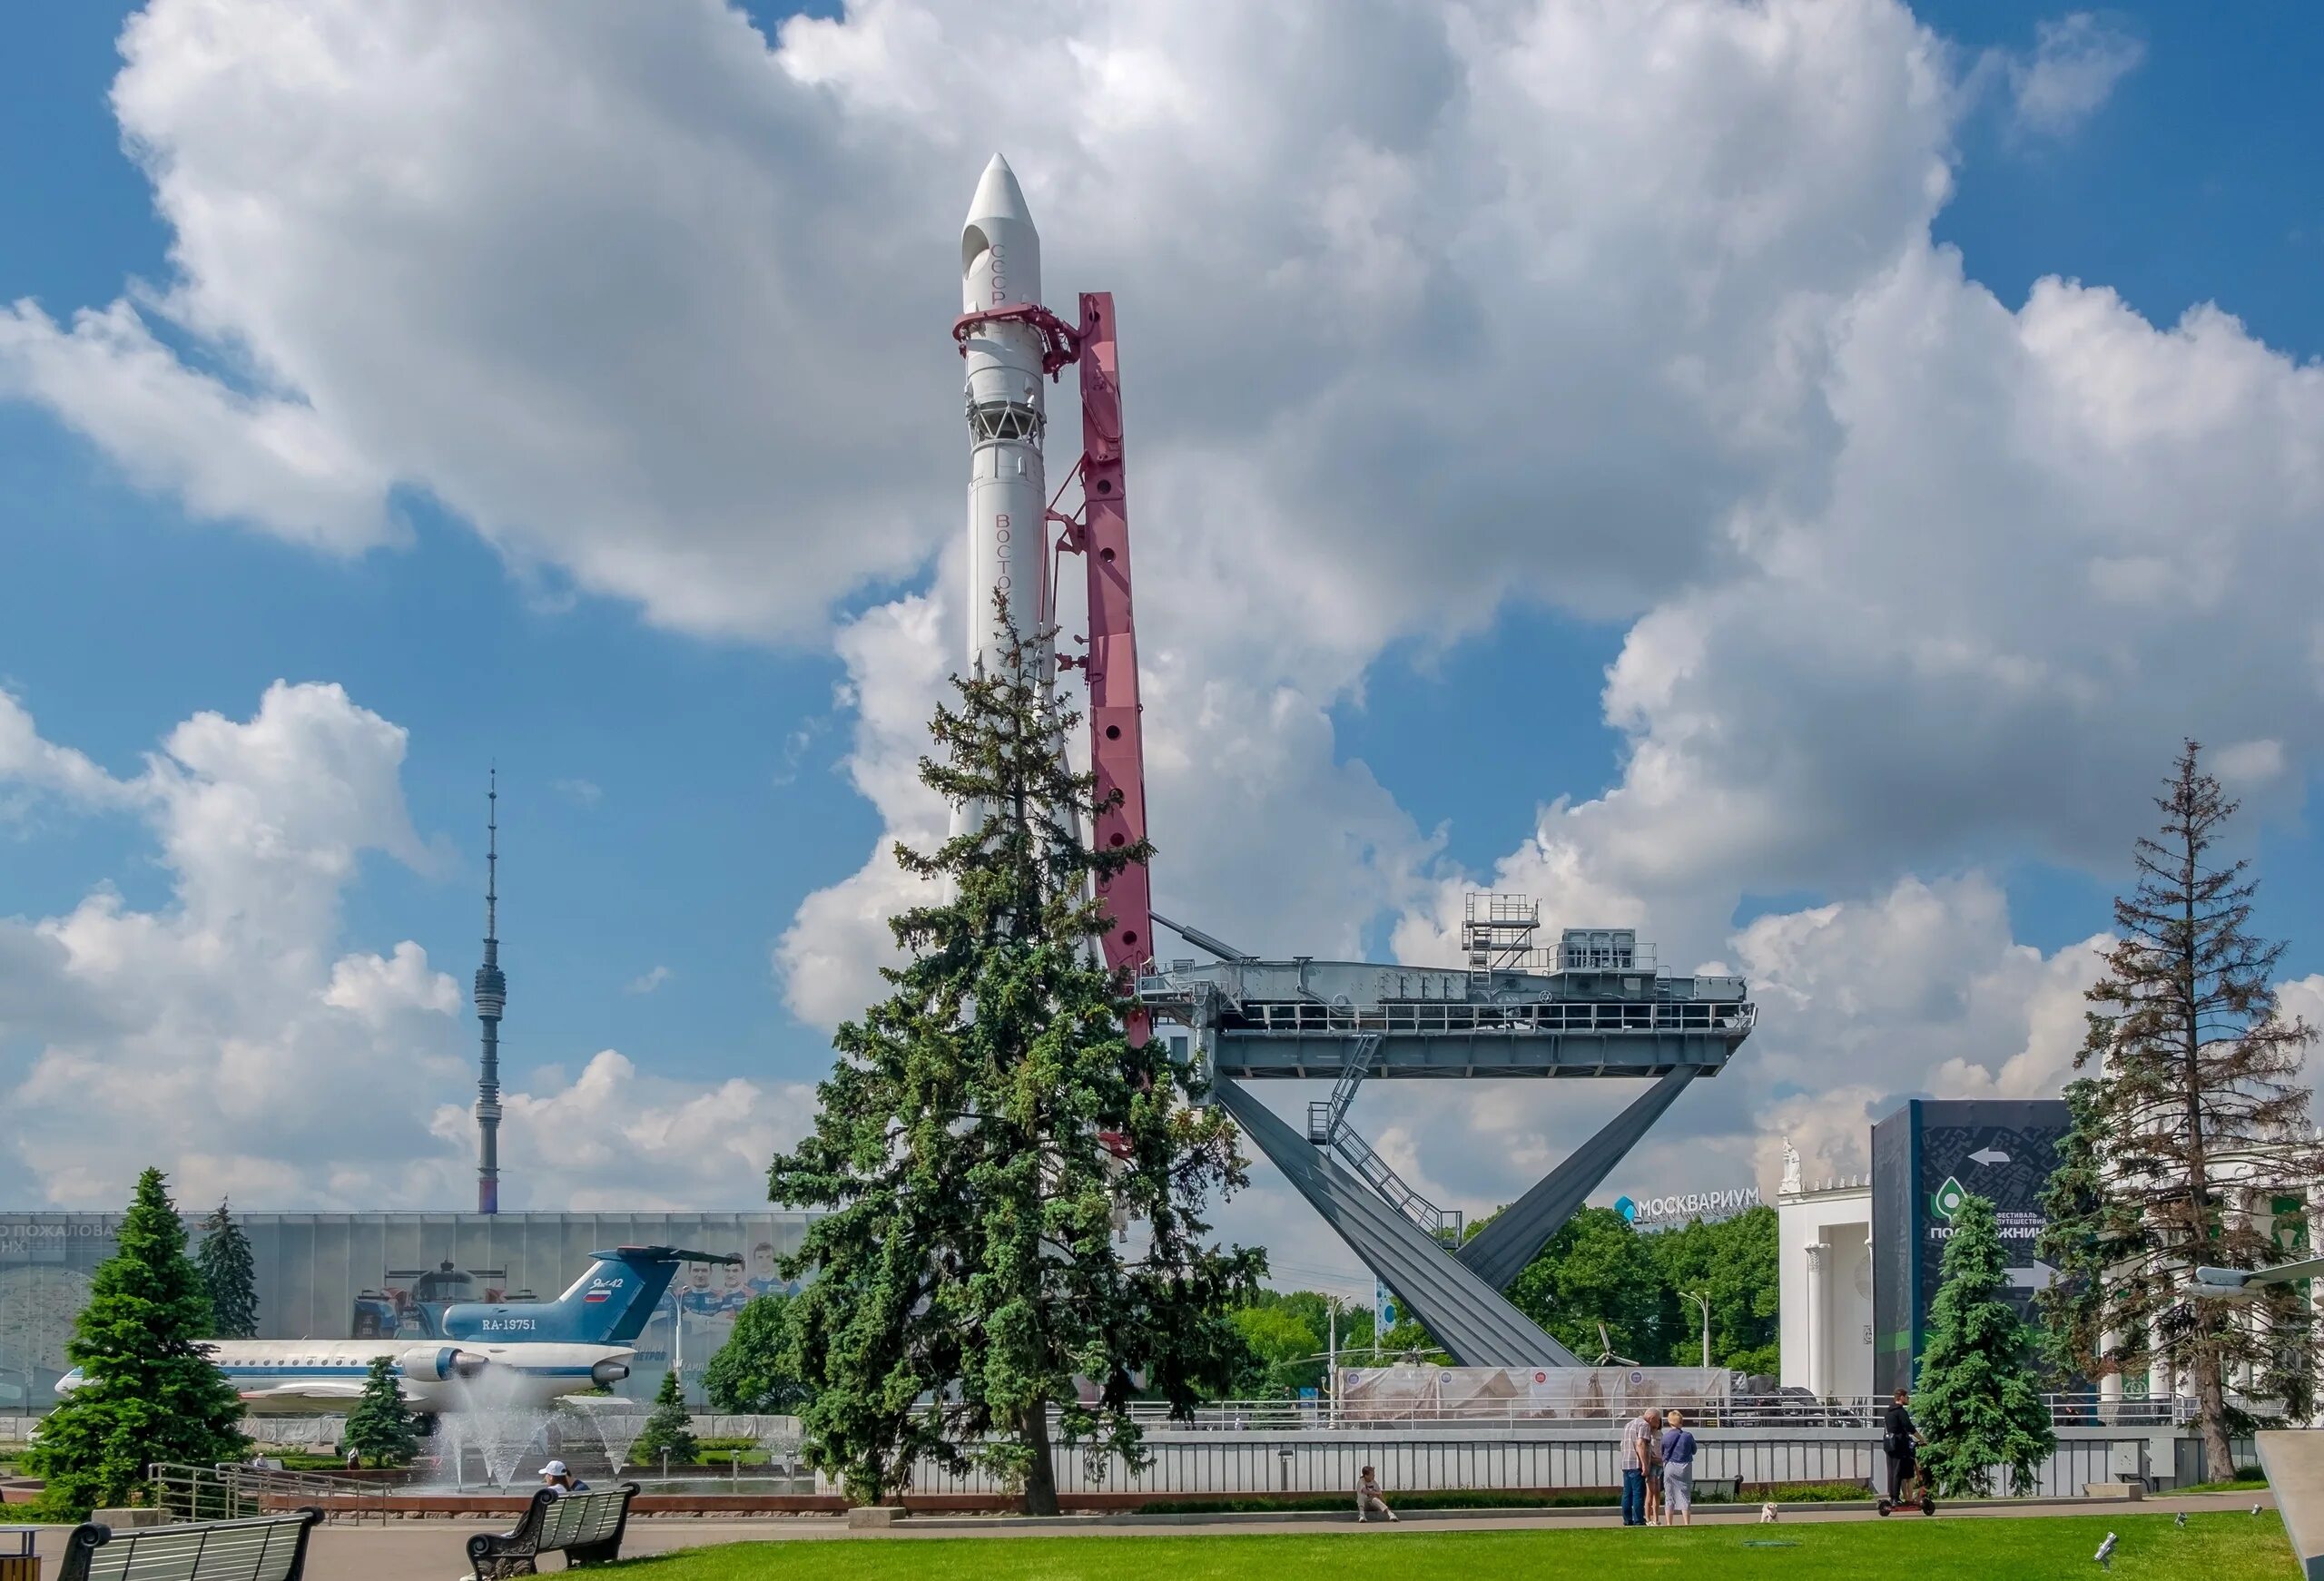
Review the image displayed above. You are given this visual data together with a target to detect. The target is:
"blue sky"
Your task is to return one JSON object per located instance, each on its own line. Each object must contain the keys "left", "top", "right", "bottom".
{"left": 2, "top": 2, "right": 2320, "bottom": 1227}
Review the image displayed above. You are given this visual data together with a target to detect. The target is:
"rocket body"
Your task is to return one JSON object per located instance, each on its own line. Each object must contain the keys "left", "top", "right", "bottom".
{"left": 960, "top": 154, "right": 1053, "bottom": 684}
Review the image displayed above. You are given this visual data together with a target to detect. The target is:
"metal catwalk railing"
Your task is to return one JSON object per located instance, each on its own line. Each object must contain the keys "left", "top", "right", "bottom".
{"left": 1236, "top": 998, "right": 1754, "bottom": 1036}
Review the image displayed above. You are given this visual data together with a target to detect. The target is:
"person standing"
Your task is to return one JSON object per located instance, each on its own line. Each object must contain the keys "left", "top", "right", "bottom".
{"left": 1642, "top": 1407, "right": 1665, "bottom": 1527}
{"left": 1883, "top": 1387, "right": 1925, "bottom": 1507}
{"left": 1659, "top": 1409, "right": 1699, "bottom": 1526}
{"left": 1355, "top": 1465, "right": 1398, "bottom": 1522}
{"left": 1619, "top": 1407, "right": 1662, "bottom": 1527}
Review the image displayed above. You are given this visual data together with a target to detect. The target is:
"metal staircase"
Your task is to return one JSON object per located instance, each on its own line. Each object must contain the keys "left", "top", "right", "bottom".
{"left": 1304, "top": 1034, "right": 1462, "bottom": 1242}
{"left": 1462, "top": 891, "right": 1541, "bottom": 989}
{"left": 1324, "top": 1122, "right": 1463, "bottom": 1244}
{"left": 1306, "top": 1034, "right": 1378, "bottom": 1144}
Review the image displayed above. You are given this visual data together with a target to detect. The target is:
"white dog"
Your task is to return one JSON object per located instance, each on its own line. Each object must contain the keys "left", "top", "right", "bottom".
{"left": 1758, "top": 1502, "right": 1779, "bottom": 1523}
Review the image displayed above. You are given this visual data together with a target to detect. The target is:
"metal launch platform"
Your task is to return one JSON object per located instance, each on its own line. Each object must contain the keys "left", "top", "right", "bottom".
{"left": 1137, "top": 897, "right": 1755, "bottom": 1369}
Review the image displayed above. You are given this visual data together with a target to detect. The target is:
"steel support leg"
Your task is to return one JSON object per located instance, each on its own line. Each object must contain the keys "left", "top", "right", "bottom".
{"left": 1454, "top": 1066, "right": 1702, "bottom": 1291}
{"left": 1211, "top": 1076, "right": 1579, "bottom": 1368}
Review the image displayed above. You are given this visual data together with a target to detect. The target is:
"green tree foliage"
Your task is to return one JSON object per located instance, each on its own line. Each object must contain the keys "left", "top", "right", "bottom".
{"left": 27, "top": 1168, "right": 248, "bottom": 1517}
{"left": 194, "top": 1200, "right": 259, "bottom": 1340}
{"left": 1229, "top": 1305, "right": 1321, "bottom": 1397}
{"left": 631, "top": 1369, "right": 699, "bottom": 1468}
{"left": 1473, "top": 1204, "right": 1779, "bottom": 1372}
{"left": 767, "top": 608, "right": 1265, "bottom": 1512}
{"left": 1507, "top": 1207, "right": 1672, "bottom": 1363}
{"left": 340, "top": 1356, "right": 419, "bottom": 1468}
{"left": 2053, "top": 741, "right": 2321, "bottom": 1480}
{"left": 1219, "top": 1291, "right": 1378, "bottom": 1398}
{"left": 1915, "top": 1193, "right": 2055, "bottom": 1496}
{"left": 703, "top": 1293, "right": 812, "bottom": 1413}
{"left": 2034, "top": 1078, "right": 2123, "bottom": 1383}
{"left": 1646, "top": 1207, "right": 1781, "bottom": 1374}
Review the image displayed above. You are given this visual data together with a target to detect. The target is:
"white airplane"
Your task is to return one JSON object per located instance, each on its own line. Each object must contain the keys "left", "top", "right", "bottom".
{"left": 56, "top": 1245, "right": 736, "bottom": 1419}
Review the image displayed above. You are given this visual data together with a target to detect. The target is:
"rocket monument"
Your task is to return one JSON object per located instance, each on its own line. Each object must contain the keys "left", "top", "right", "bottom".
{"left": 959, "top": 153, "right": 1055, "bottom": 690}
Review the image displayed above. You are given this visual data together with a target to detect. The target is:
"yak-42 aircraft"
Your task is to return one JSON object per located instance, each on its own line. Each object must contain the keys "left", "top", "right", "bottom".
{"left": 57, "top": 1245, "right": 738, "bottom": 1419}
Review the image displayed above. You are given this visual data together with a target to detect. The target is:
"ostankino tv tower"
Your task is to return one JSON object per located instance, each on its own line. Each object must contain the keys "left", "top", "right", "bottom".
{"left": 474, "top": 771, "right": 507, "bottom": 1213}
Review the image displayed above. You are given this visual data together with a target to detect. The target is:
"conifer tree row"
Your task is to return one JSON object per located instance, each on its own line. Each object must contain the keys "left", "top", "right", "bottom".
{"left": 769, "top": 602, "right": 1264, "bottom": 1513}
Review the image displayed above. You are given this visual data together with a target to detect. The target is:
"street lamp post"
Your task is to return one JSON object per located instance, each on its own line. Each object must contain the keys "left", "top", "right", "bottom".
{"left": 1682, "top": 1291, "right": 1712, "bottom": 1370}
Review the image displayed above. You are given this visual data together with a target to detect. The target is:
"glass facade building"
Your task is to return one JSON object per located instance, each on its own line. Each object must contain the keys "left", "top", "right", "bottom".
{"left": 0, "top": 1209, "right": 817, "bottom": 1409}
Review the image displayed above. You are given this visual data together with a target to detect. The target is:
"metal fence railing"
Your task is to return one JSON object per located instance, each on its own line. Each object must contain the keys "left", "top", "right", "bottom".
{"left": 1107, "top": 1391, "right": 2174, "bottom": 1431}
{"left": 150, "top": 1462, "right": 391, "bottom": 1526}
{"left": 884, "top": 1431, "right": 2158, "bottom": 1501}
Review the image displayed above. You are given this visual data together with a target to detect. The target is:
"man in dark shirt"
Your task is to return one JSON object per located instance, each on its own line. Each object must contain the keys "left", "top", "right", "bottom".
{"left": 1883, "top": 1388, "right": 1925, "bottom": 1505}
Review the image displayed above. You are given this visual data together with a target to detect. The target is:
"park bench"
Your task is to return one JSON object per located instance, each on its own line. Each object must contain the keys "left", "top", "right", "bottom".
{"left": 55, "top": 1508, "right": 322, "bottom": 1581}
{"left": 467, "top": 1484, "right": 639, "bottom": 1577}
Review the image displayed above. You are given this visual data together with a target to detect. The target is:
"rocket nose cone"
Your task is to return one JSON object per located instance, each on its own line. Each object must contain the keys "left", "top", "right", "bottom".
{"left": 965, "top": 152, "right": 1034, "bottom": 229}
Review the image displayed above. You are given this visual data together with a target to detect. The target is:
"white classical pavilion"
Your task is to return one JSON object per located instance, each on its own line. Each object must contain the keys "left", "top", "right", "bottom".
{"left": 1776, "top": 1138, "right": 1874, "bottom": 1399}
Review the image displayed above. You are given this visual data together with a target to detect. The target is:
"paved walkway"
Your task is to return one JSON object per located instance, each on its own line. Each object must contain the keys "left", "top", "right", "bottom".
{"left": 4, "top": 1492, "right": 2280, "bottom": 1580}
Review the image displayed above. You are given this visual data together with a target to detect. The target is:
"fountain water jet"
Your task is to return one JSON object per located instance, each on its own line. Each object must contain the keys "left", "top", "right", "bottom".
{"left": 565, "top": 1394, "right": 653, "bottom": 1477}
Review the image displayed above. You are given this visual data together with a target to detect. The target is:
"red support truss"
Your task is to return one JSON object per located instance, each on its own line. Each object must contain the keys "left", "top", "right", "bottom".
{"left": 1072, "top": 292, "right": 1153, "bottom": 1037}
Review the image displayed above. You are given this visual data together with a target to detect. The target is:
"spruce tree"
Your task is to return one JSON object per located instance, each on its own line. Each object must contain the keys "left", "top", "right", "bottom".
{"left": 2063, "top": 741, "right": 2321, "bottom": 1479}
{"left": 28, "top": 1168, "right": 248, "bottom": 1517}
{"left": 768, "top": 604, "right": 1265, "bottom": 1513}
{"left": 195, "top": 1200, "right": 259, "bottom": 1340}
{"left": 340, "top": 1356, "right": 418, "bottom": 1468}
{"left": 1915, "top": 1193, "right": 2055, "bottom": 1496}
{"left": 630, "top": 1368, "right": 698, "bottom": 1468}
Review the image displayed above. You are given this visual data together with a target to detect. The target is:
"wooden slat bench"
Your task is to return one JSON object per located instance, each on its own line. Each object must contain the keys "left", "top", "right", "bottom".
{"left": 467, "top": 1485, "right": 639, "bottom": 1577}
{"left": 57, "top": 1509, "right": 322, "bottom": 1581}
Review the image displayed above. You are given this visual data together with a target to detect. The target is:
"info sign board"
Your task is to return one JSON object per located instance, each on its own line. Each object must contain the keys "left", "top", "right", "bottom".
{"left": 1869, "top": 1098, "right": 2071, "bottom": 1394}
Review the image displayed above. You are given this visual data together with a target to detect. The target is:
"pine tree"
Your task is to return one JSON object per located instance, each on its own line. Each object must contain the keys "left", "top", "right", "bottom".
{"left": 703, "top": 1294, "right": 812, "bottom": 1413}
{"left": 194, "top": 1200, "right": 259, "bottom": 1340}
{"left": 1915, "top": 1193, "right": 2055, "bottom": 1496}
{"left": 630, "top": 1368, "right": 697, "bottom": 1468}
{"left": 340, "top": 1356, "right": 418, "bottom": 1468}
{"left": 27, "top": 1168, "right": 248, "bottom": 1517}
{"left": 2061, "top": 741, "right": 2321, "bottom": 1479}
{"left": 767, "top": 604, "right": 1265, "bottom": 1513}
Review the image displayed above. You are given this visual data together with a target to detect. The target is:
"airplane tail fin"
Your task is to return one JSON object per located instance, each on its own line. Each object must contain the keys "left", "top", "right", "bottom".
{"left": 443, "top": 1246, "right": 740, "bottom": 1346}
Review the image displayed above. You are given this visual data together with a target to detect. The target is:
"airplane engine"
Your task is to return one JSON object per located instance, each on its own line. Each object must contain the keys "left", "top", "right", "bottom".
{"left": 398, "top": 1345, "right": 487, "bottom": 1382}
{"left": 590, "top": 1358, "right": 631, "bottom": 1387}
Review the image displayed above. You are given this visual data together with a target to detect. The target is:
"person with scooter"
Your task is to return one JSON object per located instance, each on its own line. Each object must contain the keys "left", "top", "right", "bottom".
{"left": 1877, "top": 1386, "right": 1935, "bottom": 1517}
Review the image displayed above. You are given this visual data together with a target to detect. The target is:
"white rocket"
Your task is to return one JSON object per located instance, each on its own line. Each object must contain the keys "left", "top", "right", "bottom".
{"left": 959, "top": 153, "right": 1054, "bottom": 687}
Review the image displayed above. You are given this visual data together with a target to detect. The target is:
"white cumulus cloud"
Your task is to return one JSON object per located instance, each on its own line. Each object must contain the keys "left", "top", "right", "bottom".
{"left": 0, "top": 683, "right": 801, "bottom": 1210}
{"left": 2006, "top": 13, "right": 2145, "bottom": 139}
{"left": 4, "top": 0, "right": 2319, "bottom": 1240}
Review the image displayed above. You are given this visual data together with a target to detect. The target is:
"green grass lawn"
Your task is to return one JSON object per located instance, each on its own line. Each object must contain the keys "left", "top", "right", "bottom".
{"left": 599, "top": 1516, "right": 2296, "bottom": 1581}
